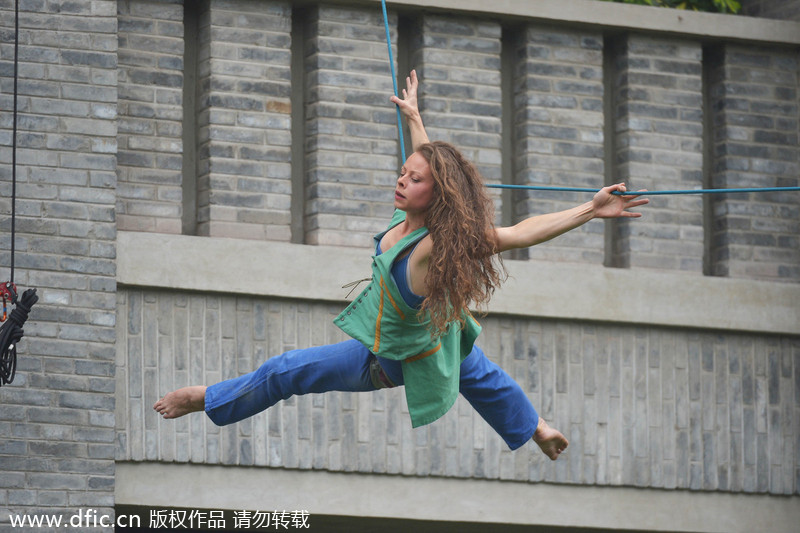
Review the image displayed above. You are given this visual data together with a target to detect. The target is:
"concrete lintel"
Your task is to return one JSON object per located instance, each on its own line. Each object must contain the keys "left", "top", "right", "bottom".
{"left": 374, "top": 0, "right": 800, "bottom": 46}
{"left": 115, "top": 462, "right": 800, "bottom": 533}
{"left": 117, "top": 231, "right": 800, "bottom": 336}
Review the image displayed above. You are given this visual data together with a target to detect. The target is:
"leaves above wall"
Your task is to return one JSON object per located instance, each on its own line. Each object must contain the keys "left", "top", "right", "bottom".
{"left": 600, "top": 0, "right": 741, "bottom": 14}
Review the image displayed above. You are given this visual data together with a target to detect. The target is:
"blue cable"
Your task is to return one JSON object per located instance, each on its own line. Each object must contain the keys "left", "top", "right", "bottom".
{"left": 486, "top": 184, "right": 800, "bottom": 196}
{"left": 381, "top": 0, "right": 406, "bottom": 164}
{"left": 378, "top": 2, "right": 799, "bottom": 198}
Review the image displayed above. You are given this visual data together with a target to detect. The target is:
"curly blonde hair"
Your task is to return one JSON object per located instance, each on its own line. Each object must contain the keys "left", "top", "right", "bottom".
{"left": 415, "top": 141, "right": 506, "bottom": 336}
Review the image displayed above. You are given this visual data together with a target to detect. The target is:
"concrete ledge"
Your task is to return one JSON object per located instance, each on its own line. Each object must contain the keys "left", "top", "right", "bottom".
{"left": 115, "top": 462, "right": 800, "bottom": 533}
{"left": 379, "top": 0, "right": 800, "bottom": 45}
{"left": 117, "top": 231, "right": 800, "bottom": 336}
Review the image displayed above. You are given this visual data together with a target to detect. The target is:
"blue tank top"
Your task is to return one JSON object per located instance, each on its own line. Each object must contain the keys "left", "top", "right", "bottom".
{"left": 376, "top": 239, "right": 425, "bottom": 309}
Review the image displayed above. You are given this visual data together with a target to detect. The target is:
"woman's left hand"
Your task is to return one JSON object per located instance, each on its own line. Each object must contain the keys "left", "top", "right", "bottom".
{"left": 390, "top": 69, "right": 429, "bottom": 150}
{"left": 390, "top": 70, "right": 421, "bottom": 121}
{"left": 592, "top": 183, "right": 649, "bottom": 219}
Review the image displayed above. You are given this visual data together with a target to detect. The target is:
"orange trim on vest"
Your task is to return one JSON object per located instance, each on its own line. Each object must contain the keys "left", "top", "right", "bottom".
{"left": 466, "top": 309, "right": 480, "bottom": 327}
{"left": 372, "top": 276, "right": 408, "bottom": 353}
{"left": 372, "top": 278, "right": 385, "bottom": 352}
{"left": 403, "top": 342, "right": 441, "bottom": 364}
{"left": 384, "top": 279, "right": 405, "bottom": 320}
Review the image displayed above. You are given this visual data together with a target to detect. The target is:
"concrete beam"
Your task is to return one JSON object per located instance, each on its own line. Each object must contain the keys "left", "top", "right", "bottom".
{"left": 329, "top": 0, "right": 800, "bottom": 46}
{"left": 115, "top": 462, "right": 800, "bottom": 533}
{"left": 117, "top": 231, "right": 800, "bottom": 336}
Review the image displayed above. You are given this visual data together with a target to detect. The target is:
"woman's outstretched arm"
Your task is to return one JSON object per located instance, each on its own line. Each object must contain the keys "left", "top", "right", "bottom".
{"left": 390, "top": 70, "right": 429, "bottom": 151}
{"left": 494, "top": 183, "right": 649, "bottom": 253}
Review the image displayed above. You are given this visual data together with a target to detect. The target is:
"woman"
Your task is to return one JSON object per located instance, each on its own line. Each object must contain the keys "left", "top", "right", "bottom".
{"left": 154, "top": 71, "right": 648, "bottom": 460}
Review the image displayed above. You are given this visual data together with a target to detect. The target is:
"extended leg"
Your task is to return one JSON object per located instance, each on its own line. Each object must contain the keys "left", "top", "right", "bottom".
{"left": 154, "top": 339, "right": 375, "bottom": 426}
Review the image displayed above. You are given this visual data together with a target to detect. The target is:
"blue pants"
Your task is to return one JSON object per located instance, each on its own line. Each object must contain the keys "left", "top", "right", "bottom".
{"left": 205, "top": 339, "right": 538, "bottom": 450}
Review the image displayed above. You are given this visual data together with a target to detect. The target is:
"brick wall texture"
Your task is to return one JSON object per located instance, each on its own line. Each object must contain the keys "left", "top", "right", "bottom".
{"left": 303, "top": 5, "right": 398, "bottom": 246}
{"left": 0, "top": 0, "right": 798, "bottom": 527}
{"left": 117, "top": 290, "right": 800, "bottom": 494}
{"left": 511, "top": 25, "right": 606, "bottom": 262}
{"left": 610, "top": 35, "right": 706, "bottom": 271}
{"left": 0, "top": 0, "right": 118, "bottom": 523}
{"left": 196, "top": 0, "right": 293, "bottom": 241}
{"left": 707, "top": 44, "right": 800, "bottom": 280}
{"left": 117, "top": 0, "right": 184, "bottom": 235}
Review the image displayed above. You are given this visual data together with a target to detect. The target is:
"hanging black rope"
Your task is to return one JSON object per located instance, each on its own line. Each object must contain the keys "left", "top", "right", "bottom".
{"left": 10, "top": 0, "right": 18, "bottom": 284}
{"left": 1, "top": 0, "right": 37, "bottom": 387}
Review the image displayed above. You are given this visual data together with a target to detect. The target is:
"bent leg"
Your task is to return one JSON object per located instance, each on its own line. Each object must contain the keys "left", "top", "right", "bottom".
{"left": 459, "top": 346, "right": 568, "bottom": 458}
{"left": 458, "top": 346, "right": 539, "bottom": 450}
{"left": 204, "top": 339, "right": 375, "bottom": 426}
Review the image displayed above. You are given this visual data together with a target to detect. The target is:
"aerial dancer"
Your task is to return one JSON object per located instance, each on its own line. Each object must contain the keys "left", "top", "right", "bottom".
{"left": 154, "top": 71, "right": 648, "bottom": 459}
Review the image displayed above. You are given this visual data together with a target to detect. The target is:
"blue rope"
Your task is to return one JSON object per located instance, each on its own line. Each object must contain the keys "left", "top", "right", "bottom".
{"left": 377, "top": 2, "right": 799, "bottom": 199}
{"left": 381, "top": 0, "right": 406, "bottom": 163}
{"left": 486, "top": 184, "right": 800, "bottom": 196}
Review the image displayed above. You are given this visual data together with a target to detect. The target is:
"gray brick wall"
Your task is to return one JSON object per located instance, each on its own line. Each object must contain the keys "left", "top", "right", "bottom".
{"left": 510, "top": 24, "right": 606, "bottom": 263}
{"left": 609, "top": 35, "right": 705, "bottom": 271}
{"left": 302, "top": 5, "right": 398, "bottom": 247}
{"left": 1, "top": 0, "right": 799, "bottom": 527}
{"left": 0, "top": 0, "right": 118, "bottom": 525}
{"left": 412, "top": 15, "right": 503, "bottom": 184}
{"left": 707, "top": 44, "right": 800, "bottom": 281}
{"left": 410, "top": 14, "right": 504, "bottom": 225}
{"left": 196, "top": 0, "right": 293, "bottom": 241}
{"left": 117, "top": 0, "right": 184, "bottom": 234}
{"left": 117, "top": 289, "right": 800, "bottom": 493}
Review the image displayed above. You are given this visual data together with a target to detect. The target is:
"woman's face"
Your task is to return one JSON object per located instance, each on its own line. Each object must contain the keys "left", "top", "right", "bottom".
{"left": 394, "top": 151, "right": 434, "bottom": 214}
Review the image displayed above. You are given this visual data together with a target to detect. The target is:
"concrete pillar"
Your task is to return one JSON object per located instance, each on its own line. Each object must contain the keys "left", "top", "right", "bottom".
{"left": 707, "top": 44, "right": 800, "bottom": 282}
{"left": 609, "top": 35, "right": 705, "bottom": 271}
{"left": 195, "top": 0, "right": 293, "bottom": 241}
{"left": 511, "top": 25, "right": 605, "bottom": 263}
{"left": 117, "top": 0, "right": 184, "bottom": 233}
{"left": 410, "top": 14, "right": 503, "bottom": 184}
{"left": 302, "top": 4, "right": 398, "bottom": 247}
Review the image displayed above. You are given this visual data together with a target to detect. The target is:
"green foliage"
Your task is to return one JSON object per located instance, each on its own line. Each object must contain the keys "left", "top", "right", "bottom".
{"left": 601, "top": 0, "right": 741, "bottom": 14}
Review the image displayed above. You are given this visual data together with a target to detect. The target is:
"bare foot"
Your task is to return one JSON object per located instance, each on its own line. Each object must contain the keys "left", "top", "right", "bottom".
{"left": 153, "top": 386, "right": 207, "bottom": 419}
{"left": 533, "top": 417, "right": 568, "bottom": 460}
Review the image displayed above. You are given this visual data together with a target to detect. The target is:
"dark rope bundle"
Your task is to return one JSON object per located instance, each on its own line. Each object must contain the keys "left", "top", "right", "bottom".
{"left": 0, "top": 288, "right": 37, "bottom": 386}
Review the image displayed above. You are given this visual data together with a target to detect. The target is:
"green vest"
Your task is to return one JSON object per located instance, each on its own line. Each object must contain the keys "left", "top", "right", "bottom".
{"left": 335, "top": 210, "right": 482, "bottom": 427}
